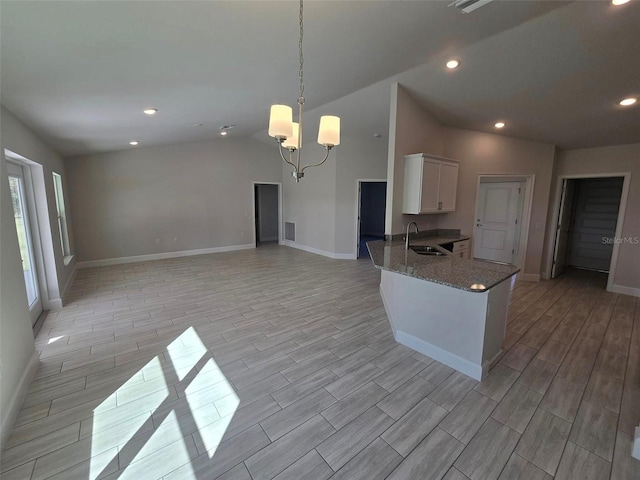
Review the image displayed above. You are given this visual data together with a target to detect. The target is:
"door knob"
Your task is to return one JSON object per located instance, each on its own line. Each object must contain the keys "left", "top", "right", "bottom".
{"left": 476, "top": 223, "right": 482, "bottom": 227}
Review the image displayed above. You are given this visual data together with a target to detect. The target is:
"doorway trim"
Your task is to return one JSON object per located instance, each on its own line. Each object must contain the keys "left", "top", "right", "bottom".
{"left": 355, "top": 179, "right": 387, "bottom": 259}
{"left": 546, "top": 172, "right": 631, "bottom": 294}
{"left": 251, "top": 181, "right": 283, "bottom": 247}
{"left": 5, "top": 149, "right": 65, "bottom": 310}
{"left": 474, "top": 174, "right": 535, "bottom": 278}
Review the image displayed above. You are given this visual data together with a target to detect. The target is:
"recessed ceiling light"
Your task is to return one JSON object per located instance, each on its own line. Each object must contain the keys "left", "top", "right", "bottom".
{"left": 446, "top": 59, "right": 460, "bottom": 69}
{"left": 611, "top": 0, "right": 630, "bottom": 5}
{"left": 129, "top": 141, "right": 139, "bottom": 146}
{"left": 373, "top": 133, "right": 382, "bottom": 138}
{"left": 220, "top": 131, "right": 228, "bottom": 136}
{"left": 494, "top": 122, "right": 505, "bottom": 129}
{"left": 143, "top": 108, "right": 158, "bottom": 115}
{"left": 619, "top": 97, "right": 637, "bottom": 106}
{"left": 193, "top": 123, "right": 204, "bottom": 127}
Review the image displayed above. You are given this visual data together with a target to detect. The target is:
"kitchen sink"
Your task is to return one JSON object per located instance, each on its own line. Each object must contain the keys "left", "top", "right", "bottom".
{"left": 410, "top": 246, "right": 447, "bottom": 256}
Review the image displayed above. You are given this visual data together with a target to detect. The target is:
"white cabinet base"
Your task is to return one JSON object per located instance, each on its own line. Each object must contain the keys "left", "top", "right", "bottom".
{"left": 379, "top": 269, "right": 513, "bottom": 380}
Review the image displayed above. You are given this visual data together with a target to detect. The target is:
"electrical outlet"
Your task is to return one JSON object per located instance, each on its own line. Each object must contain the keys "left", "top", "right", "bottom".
{"left": 173, "top": 238, "right": 177, "bottom": 243}
{"left": 155, "top": 238, "right": 160, "bottom": 245}
{"left": 240, "top": 232, "right": 244, "bottom": 238}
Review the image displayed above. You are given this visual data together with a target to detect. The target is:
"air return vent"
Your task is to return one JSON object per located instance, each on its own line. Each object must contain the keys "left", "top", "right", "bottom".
{"left": 285, "top": 222, "right": 295, "bottom": 241}
{"left": 450, "top": 0, "right": 494, "bottom": 13}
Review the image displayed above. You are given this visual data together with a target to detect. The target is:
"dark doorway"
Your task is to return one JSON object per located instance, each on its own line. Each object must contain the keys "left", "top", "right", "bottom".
{"left": 254, "top": 184, "right": 279, "bottom": 246}
{"left": 552, "top": 176, "right": 623, "bottom": 277}
{"left": 358, "top": 181, "right": 387, "bottom": 259}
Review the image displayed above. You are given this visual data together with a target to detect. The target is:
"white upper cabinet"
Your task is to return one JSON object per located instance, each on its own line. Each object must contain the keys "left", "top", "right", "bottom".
{"left": 403, "top": 154, "right": 459, "bottom": 214}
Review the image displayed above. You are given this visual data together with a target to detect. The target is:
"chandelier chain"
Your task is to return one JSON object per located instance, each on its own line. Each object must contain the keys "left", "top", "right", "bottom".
{"left": 298, "top": 0, "right": 304, "bottom": 105}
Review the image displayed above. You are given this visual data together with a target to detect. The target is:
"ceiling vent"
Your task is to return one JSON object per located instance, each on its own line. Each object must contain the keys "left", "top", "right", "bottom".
{"left": 450, "top": 0, "right": 495, "bottom": 14}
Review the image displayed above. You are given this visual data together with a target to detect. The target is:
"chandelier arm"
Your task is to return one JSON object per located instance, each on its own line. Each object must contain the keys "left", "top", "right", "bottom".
{"left": 300, "top": 147, "right": 332, "bottom": 173}
{"left": 277, "top": 142, "right": 298, "bottom": 169}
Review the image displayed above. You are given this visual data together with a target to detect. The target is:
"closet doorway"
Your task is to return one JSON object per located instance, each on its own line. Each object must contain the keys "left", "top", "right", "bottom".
{"left": 552, "top": 176, "right": 625, "bottom": 278}
{"left": 356, "top": 180, "right": 387, "bottom": 259}
{"left": 253, "top": 183, "right": 282, "bottom": 246}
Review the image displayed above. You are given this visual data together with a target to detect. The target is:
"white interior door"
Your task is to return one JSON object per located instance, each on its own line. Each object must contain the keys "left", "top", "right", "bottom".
{"left": 474, "top": 182, "right": 522, "bottom": 264}
{"left": 552, "top": 179, "right": 575, "bottom": 278}
{"left": 7, "top": 161, "right": 43, "bottom": 325}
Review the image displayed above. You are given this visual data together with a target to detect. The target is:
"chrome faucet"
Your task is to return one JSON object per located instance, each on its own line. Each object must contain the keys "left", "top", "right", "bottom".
{"left": 405, "top": 221, "right": 419, "bottom": 251}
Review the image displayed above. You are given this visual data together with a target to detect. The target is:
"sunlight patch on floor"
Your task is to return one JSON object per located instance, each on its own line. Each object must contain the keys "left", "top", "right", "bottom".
{"left": 89, "top": 327, "right": 239, "bottom": 479}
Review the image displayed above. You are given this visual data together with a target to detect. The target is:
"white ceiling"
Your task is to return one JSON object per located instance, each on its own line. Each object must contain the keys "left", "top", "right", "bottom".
{"left": 1, "top": 1, "right": 639, "bottom": 157}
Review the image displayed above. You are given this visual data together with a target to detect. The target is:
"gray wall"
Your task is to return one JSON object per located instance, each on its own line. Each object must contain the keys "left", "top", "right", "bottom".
{"left": 65, "top": 137, "right": 281, "bottom": 262}
{"left": 1, "top": 105, "right": 74, "bottom": 447}
{"left": 384, "top": 85, "right": 556, "bottom": 278}
{"left": 334, "top": 136, "right": 388, "bottom": 255}
{"left": 282, "top": 141, "right": 337, "bottom": 254}
{"left": 1, "top": 106, "right": 75, "bottom": 293}
{"left": 440, "top": 127, "right": 556, "bottom": 277}
{"left": 544, "top": 143, "right": 640, "bottom": 291}
{"left": 280, "top": 82, "right": 389, "bottom": 258}
{"left": 0, "top": 155, "right": 36, "bottom": 448}
{"left": 386, "top": 83, "right": 444, "bottom": 236}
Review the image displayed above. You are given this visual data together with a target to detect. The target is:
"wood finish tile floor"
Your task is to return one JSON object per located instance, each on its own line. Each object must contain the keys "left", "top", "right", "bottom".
{"left": 2, "top": 245, "right": 639, "bottom": 480}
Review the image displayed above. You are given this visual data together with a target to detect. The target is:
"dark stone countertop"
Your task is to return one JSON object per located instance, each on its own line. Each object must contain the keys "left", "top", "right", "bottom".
{"left": 367, "top": 238, "right": 520, "bottom": 293}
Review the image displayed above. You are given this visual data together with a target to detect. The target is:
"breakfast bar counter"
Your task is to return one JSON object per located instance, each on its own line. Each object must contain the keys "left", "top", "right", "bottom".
{"left": 368, "top": 239, "right": 520, "bottom": 380}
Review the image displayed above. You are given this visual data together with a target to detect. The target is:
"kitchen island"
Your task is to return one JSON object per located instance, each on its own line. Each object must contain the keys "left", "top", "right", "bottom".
{"left": 368, "top": 237, "right": 519, "bottom": 380}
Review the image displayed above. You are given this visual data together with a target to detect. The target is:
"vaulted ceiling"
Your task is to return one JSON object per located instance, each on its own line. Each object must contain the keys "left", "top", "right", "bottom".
{"left": 1, "top": 1, "right": 638, "bottom": 157}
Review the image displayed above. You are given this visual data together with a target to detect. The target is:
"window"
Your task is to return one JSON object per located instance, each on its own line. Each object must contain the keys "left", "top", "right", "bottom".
{"left": 52, "top": 172, "right": 71, "bottom": 259}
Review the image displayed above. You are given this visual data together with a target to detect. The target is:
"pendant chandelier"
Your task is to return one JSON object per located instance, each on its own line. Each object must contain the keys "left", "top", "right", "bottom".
{"left": 268, "top": 0, "right": 340, "bottom": 182}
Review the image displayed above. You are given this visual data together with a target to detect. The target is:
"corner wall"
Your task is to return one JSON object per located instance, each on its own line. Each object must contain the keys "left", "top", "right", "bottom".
{"left": 1, "top": 106, "right": 75, "bottom": 300}
{"left": 0, "top": 105, "right": 72, "bottom": 449}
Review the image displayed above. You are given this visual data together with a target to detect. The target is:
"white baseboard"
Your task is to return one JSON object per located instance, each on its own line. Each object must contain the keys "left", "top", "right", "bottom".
{"left": 395, "top": 330, "right": 483, "bottom": 381}
{"left": 75, "top": 244, "right": 255, "bottom": 269}
{"left": 633, "top": 426, "right": 640, "bottom": 460}
{"left": 282, "top": 240, "right": 356, "bottom": 260}
{"left": 47, "top": 298, "right": 63, "bottom": 311}
{"left": 609, "top": 284, "right": 640, "bottom": 298}
{"left": 1, "top": 351, "right": 39, "bottom": 451}
{"left": 521, "top": 273, "right": 540, "bottom": 282}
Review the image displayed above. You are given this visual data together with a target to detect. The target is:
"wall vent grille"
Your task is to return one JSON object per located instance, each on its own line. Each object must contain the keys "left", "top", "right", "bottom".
{"left": 285, "top": 222, "right": 295, "bottom": 241}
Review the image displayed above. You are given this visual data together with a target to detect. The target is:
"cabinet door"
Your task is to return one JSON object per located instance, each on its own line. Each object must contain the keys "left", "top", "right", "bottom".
{"left": 438, "top": 162, "right": 458, "bottom": 211}
{"left": 420, "top": 159, "right": 441, "bottom": 213}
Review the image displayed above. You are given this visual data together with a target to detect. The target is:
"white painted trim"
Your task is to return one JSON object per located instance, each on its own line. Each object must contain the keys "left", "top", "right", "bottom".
{"left": 545, "top": 172, "right": 631, "bottom": 292}
{"left": 521, "top": 273, "right": 541, "bottom": 282}
{"left": 5, "top": 149, "right": 63, "bottom": 313}
{"left": 379, "top": 281, "right": 397, "bottom": 336}
{"left": 473, "top": 174, "right": 535, "bottom": 273}
{"left": 282, "top": 240, "right": 355, "bottom": 260}
{"left": 1, "top": 351, "right": 39, "bottom": 451}
{"left": 75, "top": 244, "right": 255, "bottom": 269}
{"left": 355, "top": 179, "right": 387, "bottom": 258}
{"left": 60, "top": 265, "right": 78, "bottom": 307}
{"left": 609, "top": 284, "right": 640, "bottom": 298}
{"left": 251, "top": 181, "right": 283, "bottom": 247}
{"left": 633, "top": 426, "right": 640, "bottom": 460}
{"left": 395, "top": 330, "right": 483, "bottom": 380}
